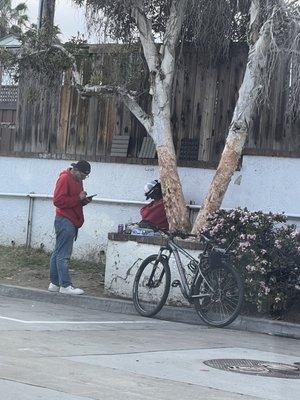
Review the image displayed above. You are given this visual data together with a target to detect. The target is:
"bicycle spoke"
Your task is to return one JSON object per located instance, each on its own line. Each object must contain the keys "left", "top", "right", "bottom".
{"left": 133, "top": 255, "right": 170, "bottom": 317}
{"left": 194, "top": 262, "right": 243, "bottom": 327}
{"left": 221, "top": 299, "right": 236, "bottom": 314}
{"left": 223, "top": 295, "right": 239, "bottom": 308}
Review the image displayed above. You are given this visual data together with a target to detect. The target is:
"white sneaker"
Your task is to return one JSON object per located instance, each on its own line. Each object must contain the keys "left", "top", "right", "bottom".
{"left": 48, "top": 283, "right": 60, "bottom": 292}
{"left": 59, "top": 285, "right": 84, "bottom": 295}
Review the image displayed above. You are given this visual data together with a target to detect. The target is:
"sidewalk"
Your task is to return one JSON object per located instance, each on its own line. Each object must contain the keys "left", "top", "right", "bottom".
{"left": 0, "top": 283, "right": 299, "bottom": 339}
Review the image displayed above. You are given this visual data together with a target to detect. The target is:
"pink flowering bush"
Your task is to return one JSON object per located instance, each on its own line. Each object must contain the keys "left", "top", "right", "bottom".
{"left": 202, "top": 209, "right": 300, "bottom": 316}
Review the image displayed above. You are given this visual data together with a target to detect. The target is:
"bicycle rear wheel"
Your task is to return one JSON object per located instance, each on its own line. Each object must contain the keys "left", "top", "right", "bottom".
{"left": 193, "top": 260, "right": 244, "bottom": 327}
{"left": 133, "top": 254, "right": 171, "bottom": 317}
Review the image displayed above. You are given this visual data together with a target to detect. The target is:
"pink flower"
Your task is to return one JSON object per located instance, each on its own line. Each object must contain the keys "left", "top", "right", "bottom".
{"left": 264, "top": 287, "right": 270, "bottom": 295}
{"left": 239, "top": 242, "right": 251, "bottom": 251}
{"left": 275, "top": 296, "right": 281, "bottom": 303}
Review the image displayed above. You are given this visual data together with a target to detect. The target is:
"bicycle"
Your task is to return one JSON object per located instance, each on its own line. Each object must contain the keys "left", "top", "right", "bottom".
{"left": 133, "top": 229, "right": 244, "bottom": 327}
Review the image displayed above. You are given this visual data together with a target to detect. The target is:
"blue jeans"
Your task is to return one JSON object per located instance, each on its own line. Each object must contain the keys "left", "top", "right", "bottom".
{"left": 50, "top": 216, "right": 77, "bottom": 287}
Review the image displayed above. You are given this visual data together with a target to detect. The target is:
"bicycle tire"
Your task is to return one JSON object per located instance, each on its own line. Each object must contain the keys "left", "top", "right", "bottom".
{"left": 193, "top": 260, "right": 244, "bottom": 327}
{"left": 133, "top": 254, "right": 171, "bottom": 317}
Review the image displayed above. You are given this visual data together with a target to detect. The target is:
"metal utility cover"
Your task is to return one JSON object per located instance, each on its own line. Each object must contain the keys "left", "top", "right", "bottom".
{"left": 204, "top": 359, "right": 300, "bottom": 379}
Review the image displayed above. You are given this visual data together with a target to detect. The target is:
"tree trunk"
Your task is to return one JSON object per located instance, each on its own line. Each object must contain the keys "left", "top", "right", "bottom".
{"left": 128, "top": 1, "right": 190, "bottom": 232}
{"left": 150, "top": 78, "right": 190, "bottom": 232}
{"left": 157, "top": 145, "right": 190, "bottom": 232}
{"left": 191, "top": 127, "right": 247, "bottom": 232}
{"left": 38, "top": 0, "right": 56, "bottom": 29}
{"left": 151, "top": 110, "right": 190, "bottom": 232}
{"left": 192, "top": 1, "right": 270, "bottom": 233}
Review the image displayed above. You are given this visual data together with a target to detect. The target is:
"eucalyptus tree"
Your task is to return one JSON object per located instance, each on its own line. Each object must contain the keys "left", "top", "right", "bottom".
{"left": 70, "top": 0, "right": 252, "bottom": 231}
{"left": 0, "top": 0, "right": 252, "bottom": 231}
{"left": 3, "top": 1, "right": 297, "bottom": 233}
{"left": 73, "top": 0, "right": 192, "bottom": 231}
{"left": 192, "top": 0, "right": 300, "bottom": 232}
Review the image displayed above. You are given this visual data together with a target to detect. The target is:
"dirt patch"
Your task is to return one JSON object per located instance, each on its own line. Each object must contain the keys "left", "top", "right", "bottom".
{"left": 0, "top": 245, "right": 106, "bottom": 297}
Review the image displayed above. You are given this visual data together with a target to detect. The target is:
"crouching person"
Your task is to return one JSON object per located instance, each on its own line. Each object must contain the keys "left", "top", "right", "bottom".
{"left": 140, "top": 180, "right": 169, "bottom": 231}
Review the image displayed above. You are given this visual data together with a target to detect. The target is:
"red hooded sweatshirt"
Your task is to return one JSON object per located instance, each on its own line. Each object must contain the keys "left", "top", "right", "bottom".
{"left": 140, "top": 198, "right": 169, "bottom": 230}
{"left": 53, "top": 169, "right": 85, "bottom": 228}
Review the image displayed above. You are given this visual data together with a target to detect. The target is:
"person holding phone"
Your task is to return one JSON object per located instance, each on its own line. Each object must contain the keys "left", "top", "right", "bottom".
{"left": 48, "top": 160, "right": 92, "bottom": 295}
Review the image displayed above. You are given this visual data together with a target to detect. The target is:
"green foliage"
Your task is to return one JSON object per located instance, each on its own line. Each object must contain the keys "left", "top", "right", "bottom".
{"left": 203, "top": 208, "right": 300, "bottom": 316}
{"left": 73, "top": 0, "right": 251, "bottom": 62}
{"left": 89, "top": 44, "right": 146, "bottom": 91}
{"left": 0, "top": 0, "right": 28, "bottom": 37}
{"left": 0, "top": 24, "right": 88, "bottom": 86}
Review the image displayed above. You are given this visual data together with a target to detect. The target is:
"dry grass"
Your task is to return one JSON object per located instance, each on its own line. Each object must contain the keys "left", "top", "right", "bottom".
{"left": 0, "top": 245, "right": 105, "bottom": 296}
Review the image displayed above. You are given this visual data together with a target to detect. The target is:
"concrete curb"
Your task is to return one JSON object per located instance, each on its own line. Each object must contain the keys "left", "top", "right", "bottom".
{"left": 0, "top": 284, "right": 299, "bottom": 339}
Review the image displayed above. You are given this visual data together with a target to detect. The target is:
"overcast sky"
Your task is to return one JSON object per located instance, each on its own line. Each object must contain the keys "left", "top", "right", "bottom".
{"left": 12, "top": 0, "right": 97, "bottom": 42}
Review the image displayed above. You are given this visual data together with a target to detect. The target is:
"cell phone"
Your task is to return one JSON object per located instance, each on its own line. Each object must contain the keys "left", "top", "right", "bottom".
{"left": 86, "top": 194, "right": 97, "bottom": 199}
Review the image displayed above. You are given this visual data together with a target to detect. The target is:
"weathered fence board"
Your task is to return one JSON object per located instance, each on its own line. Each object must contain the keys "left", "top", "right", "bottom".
{"left": 1, "top": 43, "right": 299, "bottom": 160}
{"left": 0, "top": 86, "right": 17, "bottom": 152}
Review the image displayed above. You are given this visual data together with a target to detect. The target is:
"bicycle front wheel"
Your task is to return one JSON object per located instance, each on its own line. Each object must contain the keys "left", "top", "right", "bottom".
{"left": 193, "top": 261, "right": 244, "bottom": 327}
{"left": 133, "top": 254, "right": 171, "bottom": 317}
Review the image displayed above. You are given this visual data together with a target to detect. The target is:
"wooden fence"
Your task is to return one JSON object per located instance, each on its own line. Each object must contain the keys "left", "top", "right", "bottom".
{"left": 0, "top": 44, "right": 299, "bottom": 163}
{"left": 0, "top": 86, "right": 17, "bottom": 152}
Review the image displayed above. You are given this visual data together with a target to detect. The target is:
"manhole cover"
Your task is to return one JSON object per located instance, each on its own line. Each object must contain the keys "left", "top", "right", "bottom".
{"left": 203, "top": 359, "right": 300, "bottom": 379}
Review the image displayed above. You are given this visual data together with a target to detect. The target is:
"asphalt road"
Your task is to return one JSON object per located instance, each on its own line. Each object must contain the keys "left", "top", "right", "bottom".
{"left": 0, "top": 296, "right": 299, "bottom": 400}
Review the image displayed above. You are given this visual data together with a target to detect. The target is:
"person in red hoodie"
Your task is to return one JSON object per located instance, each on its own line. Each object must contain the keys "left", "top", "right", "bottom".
{"left": 48, "top": 160, "right": 92, "bottom": 295}
{"left": 140, "top": 180, "right": 169, "bottom": 231}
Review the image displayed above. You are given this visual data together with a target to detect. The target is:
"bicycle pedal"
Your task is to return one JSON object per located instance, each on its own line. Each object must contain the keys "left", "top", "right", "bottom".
{"left": 171, "top": 280, "right": 181, "bottom": 287}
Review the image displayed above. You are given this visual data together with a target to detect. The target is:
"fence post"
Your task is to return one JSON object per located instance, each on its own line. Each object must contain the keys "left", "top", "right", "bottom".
{"left": 25, "top": 193, "right": 35, "bottom": 248}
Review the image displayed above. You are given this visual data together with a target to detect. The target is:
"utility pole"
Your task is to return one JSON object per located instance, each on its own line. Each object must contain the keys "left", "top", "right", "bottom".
{"left": 38, "top": 0, "right": 56, "bottom": 29}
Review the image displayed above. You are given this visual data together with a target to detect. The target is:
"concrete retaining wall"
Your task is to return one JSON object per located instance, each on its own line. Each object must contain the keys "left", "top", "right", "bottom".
{"left": 0, "top": 155, "right": 299, "bottom": 259}
{"left": 105, "top": 238, "right": 200, "bottom": 306}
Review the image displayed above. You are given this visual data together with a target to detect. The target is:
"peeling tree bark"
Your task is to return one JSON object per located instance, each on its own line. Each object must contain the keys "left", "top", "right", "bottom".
{"left": 157, "top": 146, "right": 190, "bottom": 231}
{"left": 192, "top": 0, "right": 271, "bottom": 233}
{"left": 131, "top": 0, "right": 190, "bottom": 231}
{"left": 149, "top": 93, "right": 190, "bottom": 231}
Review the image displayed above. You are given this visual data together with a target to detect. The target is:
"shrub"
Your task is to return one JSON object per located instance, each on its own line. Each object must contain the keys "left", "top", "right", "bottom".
{"left": 202, "top": 209, "right": 300, "bottom": 315}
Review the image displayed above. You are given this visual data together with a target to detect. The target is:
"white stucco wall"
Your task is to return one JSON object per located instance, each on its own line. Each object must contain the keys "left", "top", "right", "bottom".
{"left": 105, "top": 239, "right": 199, "bottom": 305}
{"left": 0, "top": 155, "right": 299, "bottom": 259}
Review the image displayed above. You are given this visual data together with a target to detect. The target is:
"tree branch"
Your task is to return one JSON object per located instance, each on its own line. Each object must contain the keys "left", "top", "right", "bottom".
{"left": 131, "top": 0, "right": 159, "bottom": 73}
{"left": 163, "top": 0, "right": 188, "bottom": 53}
{"left": 118, "top": 90, "right": 154, "bottom": 133}
{"left": 81, "top": 83, "right": 153, "bottom": 132}
{"left": 160, "top": 0, "right": 188, "bottom": 85}
{"left": 20, "top": 43, "right": 153, "bottom": 133}
{"left": 51, "top": 44, "right": 82, "bottom": 87}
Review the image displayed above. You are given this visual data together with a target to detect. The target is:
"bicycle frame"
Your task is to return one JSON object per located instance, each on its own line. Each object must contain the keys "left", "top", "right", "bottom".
{"left": 156, "top": 239, "right": 213, "bottom": 302}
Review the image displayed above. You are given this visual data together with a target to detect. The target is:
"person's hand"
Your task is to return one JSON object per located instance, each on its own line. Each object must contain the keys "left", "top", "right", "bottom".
{"left": 79, "top": 191, "right": 87, "bottom": 201}
{"left": 81, "top": 198, "right": 91, "bottom": 206}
